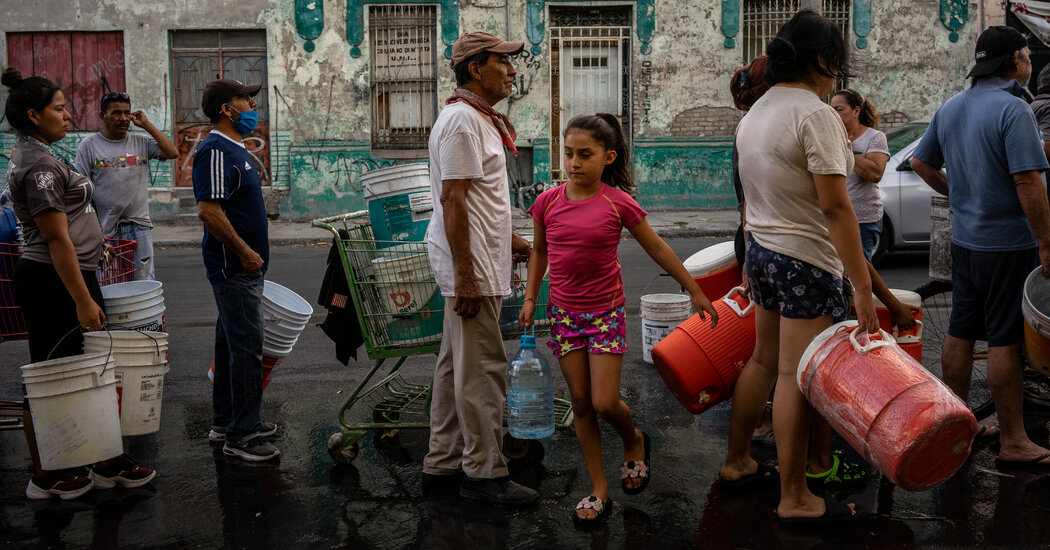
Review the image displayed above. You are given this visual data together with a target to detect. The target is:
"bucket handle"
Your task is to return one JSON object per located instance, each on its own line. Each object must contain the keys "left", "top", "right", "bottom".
{"left": 848, "top": 327, "right": 893, "bottom": 354}
{"left": 892, "top": 320, "right": 923, "bottom": 344}
{"left": 722, "top": 286, "right": 755, "bottom": 318}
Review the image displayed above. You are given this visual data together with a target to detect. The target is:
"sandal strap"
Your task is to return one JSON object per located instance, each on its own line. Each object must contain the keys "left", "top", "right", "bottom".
{"left": 621, "top": 460, "right": 649, "bottom": 480}
{"left": 575, "top": 495, "right": 605, "bottom": 512}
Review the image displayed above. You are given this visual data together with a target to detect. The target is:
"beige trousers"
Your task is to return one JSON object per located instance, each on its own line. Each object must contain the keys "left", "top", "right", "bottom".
{"left": 423, "top": 295, "right": 509, "bottom": 479}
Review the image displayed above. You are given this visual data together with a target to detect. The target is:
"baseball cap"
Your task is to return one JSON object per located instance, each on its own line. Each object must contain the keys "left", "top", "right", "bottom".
{"left": 451, "top": 32, "right": 524, "bottom": 68}
{"left": 202, "top": 78, "right": 262, "bottom": 119}
{"left": 967, "top": 26, "right": 1028, "bottom": 78}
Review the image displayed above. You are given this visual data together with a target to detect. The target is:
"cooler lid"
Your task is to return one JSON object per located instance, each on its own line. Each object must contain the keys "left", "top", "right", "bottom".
{"left": 684, "top": 241, "right": 737, "bottom": 277}
{"left": 873, "top": 289, "right": 921, "bottom": 310}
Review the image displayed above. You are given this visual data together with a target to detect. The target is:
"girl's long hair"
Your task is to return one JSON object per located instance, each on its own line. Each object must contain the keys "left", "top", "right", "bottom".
{"left": 563, "top": 113, "right": 636, "bottom": 194}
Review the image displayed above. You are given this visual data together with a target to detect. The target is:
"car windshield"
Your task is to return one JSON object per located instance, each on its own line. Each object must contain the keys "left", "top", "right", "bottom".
{"left": 885, "top": 122, "right": 929, "bottom": 155}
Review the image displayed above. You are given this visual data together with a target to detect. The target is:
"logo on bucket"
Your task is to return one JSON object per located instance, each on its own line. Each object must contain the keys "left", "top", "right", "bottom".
{"left": 389, "top": 291, "right": 417, "bottom": 313}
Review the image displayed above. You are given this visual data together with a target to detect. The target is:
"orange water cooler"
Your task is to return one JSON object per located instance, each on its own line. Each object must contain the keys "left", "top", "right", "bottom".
{"left": 652, "top": 287, "right": 756, "bottom": 414}
{"left": 683, "top": 242, "right": 742, "bottom": 301}
{"left": 797, "top": 321, "right": 977, "bottom": 491}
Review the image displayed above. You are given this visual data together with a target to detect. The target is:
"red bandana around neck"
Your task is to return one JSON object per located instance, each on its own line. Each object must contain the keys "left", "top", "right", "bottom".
{"left": 446, "top": 88, "right": 518, "bottom": 154}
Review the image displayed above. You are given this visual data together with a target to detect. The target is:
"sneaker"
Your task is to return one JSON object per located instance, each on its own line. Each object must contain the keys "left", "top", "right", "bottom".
{"left": 26, "top": 471, "right": 94, "bottom": 500}
{"left": 223, "top": 435, "right": 281, "bottom": 462}
{"left": 459, "top": 476, "right": 539, "bottom": 505}
{"left": 90, "top": 455, "right": 157, "bottom": 489}
{"left": 209, "top": 421, "right": 278, "bottom": 442}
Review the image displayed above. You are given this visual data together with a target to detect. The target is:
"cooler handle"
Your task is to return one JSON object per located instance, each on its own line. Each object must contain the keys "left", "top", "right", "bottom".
{"left": 892, "top": 320, "right": 923, "bottom": 344}
{"left": 722, "top": 286, "right": 755, "bottom": 318}
{"left": 849, "top": 327, "right": 893, "bottom": 354}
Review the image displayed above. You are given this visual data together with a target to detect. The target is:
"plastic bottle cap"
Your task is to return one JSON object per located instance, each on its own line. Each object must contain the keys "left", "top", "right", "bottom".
{"left": 520, "top": 334, "right": 536, "bottom": 348}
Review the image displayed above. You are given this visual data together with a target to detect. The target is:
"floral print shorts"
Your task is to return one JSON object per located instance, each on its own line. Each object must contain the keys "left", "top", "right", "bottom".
{"left": 745, "top": 234, "right": 848, "bottom": 322}
{"left": 547, "top": 304, "right": 628, "bottom": 358}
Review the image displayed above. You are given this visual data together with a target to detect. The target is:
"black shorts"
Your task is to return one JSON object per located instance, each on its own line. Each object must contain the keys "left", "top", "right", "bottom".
{"left": 949, "top": 244, "right": 1039, "bottom": 347}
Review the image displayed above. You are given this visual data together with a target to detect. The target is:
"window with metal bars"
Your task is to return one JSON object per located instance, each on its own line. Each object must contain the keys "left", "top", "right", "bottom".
{"left": 741, "top": 1, "right": 851, "bottom": 66}
{"left": 369, "top": 4, "right": 438, "bottom": 156}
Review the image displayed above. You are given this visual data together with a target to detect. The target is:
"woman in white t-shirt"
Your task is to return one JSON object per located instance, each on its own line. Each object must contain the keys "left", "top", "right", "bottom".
{"left": 715, "top": 10, "right": 879, "bottom": 525}
{"left": 831, "top": 89, "right": 890, "bottom": 262}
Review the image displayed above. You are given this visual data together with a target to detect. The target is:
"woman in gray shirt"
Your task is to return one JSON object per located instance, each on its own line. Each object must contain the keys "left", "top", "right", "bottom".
{"left": 4, "top": 67, "right": 155, "bottom": 501}
{"left": 831, "top": 89, "right": 890, "bottom": 262}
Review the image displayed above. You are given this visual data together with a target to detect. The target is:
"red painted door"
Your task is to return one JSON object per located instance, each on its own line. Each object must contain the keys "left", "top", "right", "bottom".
{"left": 6, "top": 32, "right": 125, "bottom": 131}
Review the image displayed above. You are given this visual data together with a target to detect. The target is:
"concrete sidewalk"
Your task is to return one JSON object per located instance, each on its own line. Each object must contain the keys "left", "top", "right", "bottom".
{"left": 152, "top": 208, "right": 741, "bottom": 247}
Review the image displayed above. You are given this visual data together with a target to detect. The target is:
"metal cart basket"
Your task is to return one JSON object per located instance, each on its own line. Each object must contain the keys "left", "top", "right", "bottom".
{"left": 312, "top": 212, "right": 573, "bottom": 463}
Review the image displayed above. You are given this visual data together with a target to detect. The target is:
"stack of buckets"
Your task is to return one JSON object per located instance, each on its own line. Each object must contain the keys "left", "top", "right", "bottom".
{"left": 361, "top": 164, "right": 433, "bottom": 247}
{"left": 797, "top": 322, "right": 977, "bottom": 491}
{"left": 209, "top": 281, "right": 313, "bottom": 389}
{"left": 101, "top": 281, "right": 165, "bottom": 332}
{"left": 20, "top": 352, "right": 123, "bottom": 469}
{"left": 84, "top": 331, "right": 169, "bottom": 436}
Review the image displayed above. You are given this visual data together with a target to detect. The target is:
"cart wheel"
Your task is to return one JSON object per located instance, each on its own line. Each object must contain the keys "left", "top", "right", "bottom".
{"left": 502, "top": 433, "right": 545, "bottom": 463}
{"left": 328, "top": 432, "right": 361, "bottom": 463}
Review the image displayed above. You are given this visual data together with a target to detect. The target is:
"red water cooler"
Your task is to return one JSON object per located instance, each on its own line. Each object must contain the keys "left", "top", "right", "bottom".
{"left": 797, "top": 321, "right": 977, "bottom": 491}
{"left": 683, "top": 242, "right": 742, "bottom": 302}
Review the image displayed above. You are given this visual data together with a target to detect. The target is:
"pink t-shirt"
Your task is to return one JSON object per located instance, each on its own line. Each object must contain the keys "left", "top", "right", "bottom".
{"left": 529, "top": 183, "right": 647, "bottom": 312}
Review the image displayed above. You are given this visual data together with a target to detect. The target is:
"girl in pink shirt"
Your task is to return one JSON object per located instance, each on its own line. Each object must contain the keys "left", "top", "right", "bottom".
{"left": 519, "top": 114, "right": 718, "bottom": 524}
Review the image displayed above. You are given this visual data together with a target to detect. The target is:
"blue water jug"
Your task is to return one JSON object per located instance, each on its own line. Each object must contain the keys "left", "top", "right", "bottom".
{"left": 507, "top": 330, "right": 555, "bottom": 439}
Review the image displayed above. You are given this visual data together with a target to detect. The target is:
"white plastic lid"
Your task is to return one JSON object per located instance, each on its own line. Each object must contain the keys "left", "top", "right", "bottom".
{"left": 684, "top": 241, "right": 737, "bottom": 277}
{"left": 873, "top": 289, "right": 921, "bottom": 310}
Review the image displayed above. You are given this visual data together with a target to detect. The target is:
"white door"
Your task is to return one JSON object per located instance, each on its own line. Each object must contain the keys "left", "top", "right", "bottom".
{"left": 560, "top": 43, "right": 621, "bottom": 132}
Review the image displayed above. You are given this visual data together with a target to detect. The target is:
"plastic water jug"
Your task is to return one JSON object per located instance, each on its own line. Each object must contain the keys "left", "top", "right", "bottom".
{"left": 507, "top": 331, "right": 555, "bottom": 439}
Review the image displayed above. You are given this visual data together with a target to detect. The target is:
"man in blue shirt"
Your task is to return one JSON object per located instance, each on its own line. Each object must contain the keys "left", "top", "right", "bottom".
{"left": 192, "top": 78, "right": 278, "bottom": 462}
{"left": 913, "top": 26, "right": 1050, "bottom": 468}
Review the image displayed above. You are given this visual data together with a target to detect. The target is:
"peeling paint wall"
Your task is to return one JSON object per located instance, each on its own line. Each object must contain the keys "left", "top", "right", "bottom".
{"left": 1, "top": 1, "right": 990, "bottom": 218}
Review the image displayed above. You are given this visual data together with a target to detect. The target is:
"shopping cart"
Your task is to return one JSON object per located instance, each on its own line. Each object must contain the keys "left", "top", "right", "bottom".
{"left": 0, "top": 238, "right": 136, "bottom": 430}
{"left": 312, "top": 212, "right": 574, "bottom": 463}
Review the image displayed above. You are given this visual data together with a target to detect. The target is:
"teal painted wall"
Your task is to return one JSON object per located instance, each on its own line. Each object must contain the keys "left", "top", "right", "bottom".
{"left": 632, "top": 138, "right": 735, "bottom": 210}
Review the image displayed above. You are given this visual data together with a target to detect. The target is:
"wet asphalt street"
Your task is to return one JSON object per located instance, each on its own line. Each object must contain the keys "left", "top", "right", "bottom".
{"left": 3, "top": 240, "right": 1050, "bottom": 549}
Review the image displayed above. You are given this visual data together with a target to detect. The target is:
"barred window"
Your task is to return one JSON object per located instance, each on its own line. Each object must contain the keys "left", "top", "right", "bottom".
{"left": 369, "top": 4, "right": 438, "bottom": 156}
{"left": 742, "top": 1, "right": 850, "bottom": 66}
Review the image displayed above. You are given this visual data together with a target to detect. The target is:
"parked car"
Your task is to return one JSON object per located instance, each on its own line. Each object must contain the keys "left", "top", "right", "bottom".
{"left": 872, "top": 120, "right": 944, "bottom": 264}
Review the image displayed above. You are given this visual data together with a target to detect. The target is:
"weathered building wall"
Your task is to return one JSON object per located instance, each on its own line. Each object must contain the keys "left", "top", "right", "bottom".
{"left": 0, "top": 1, "right": 991, "bottom": 219}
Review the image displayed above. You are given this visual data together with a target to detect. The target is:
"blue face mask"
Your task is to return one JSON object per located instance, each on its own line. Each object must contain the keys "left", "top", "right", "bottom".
{"left": 226, "top": 105, "right": 258, "bottom": 135}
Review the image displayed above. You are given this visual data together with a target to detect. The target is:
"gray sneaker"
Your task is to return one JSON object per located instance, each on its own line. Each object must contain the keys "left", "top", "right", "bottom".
{"left": 209, "top": 421, "right": 278, "bottom": 442}
{"left": 459, "top": 476, "right": 539, "bottom": 505}
{"left": 222, "top": 435, "right": 280, "bottom": 462}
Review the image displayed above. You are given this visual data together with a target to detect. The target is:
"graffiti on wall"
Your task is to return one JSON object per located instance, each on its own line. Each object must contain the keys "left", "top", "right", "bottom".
{"left": 175, "top": 124, "right": 272, "bottom": 187}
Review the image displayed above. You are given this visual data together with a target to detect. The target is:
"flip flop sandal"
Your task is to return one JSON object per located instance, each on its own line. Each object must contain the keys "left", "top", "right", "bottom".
{"left": 806, "top": 452, "right": 869, "bottom": 486}
{"left": 718, "top": 462, "right": 779, "bottom": 489}
{"left": 621, "top": 431, "right": 651, "bottom": 495}
{"left": 779, "top": 497, "right": 862, "bottom": 526}
{"left": 995, "top": 452, "right": 1050, "bottom": 471}
{"left": 572, "top": 495, "right": 612, "bottom": 525}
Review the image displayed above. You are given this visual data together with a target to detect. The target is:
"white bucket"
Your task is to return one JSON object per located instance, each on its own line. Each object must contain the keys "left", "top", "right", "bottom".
{"left": 101, "top": 281, "right": 163, "bottom": 307}
{"left": 684, "top": 241, "right": 737, "bottom": 277}
{"left": 20, "top": 352, "right": 123, "bottom": 470}
{"left": 1023, "top": 267, "right": 1050, "bottom": 374}
{"left": 83, "top": 331, "right": 169, "bottom": 367}
{"left": 82, "top": 331, "right": 169, "bottom": 435}
{"left": 263, "top": 329, "right": 299, "bottom": 348}
{"left": 372, "top": 245, "right": 438, "bottom": 315}
{"left": 361, "top": 164, "right": 433, "bottom": 244}
{"left": 102, "top": 281, "right": 166, "bottom": 331}
{"left": 640, "top": 294, "right": 693, "bottom": 364}
{"left": 263, "top": 340, "right": 294, "bottom": 358}
{"left": 113, "top": 362, "right": 166, "bottom": 436}
{"left": 263, "top": 281, "right": 313, "bottom": 323}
